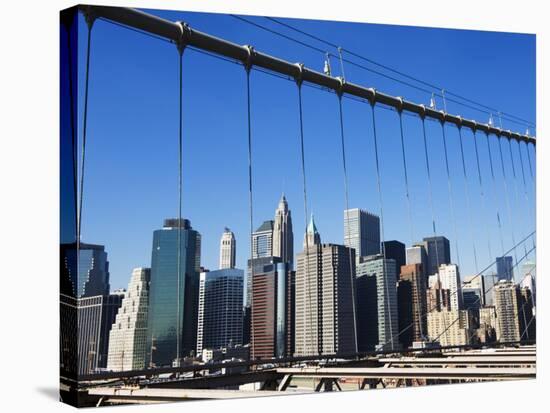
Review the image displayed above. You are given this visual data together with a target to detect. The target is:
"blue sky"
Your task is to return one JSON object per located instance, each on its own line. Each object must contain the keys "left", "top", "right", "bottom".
{"left": 76, "top": 7, "right": 536, "bottom": 290}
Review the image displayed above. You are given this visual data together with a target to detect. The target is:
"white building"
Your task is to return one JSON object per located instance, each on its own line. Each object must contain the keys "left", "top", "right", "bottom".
{"left": 107, "top": 268, "right": 150, "bottom": 371}
{"left": 494, "top": 280, "right": 521, "bottom": 342}
{"left": 438, "top": 264, "right": 463, "bottom": 311}
{"left": 219, "top": 228, "right": 236, "bottom": 269}
{"left": 427, "top": 309, "right": 472, "bottom": 347}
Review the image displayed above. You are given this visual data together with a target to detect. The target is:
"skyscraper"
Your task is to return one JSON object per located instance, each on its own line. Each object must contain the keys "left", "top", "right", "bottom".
{"left": 272, "top": 194, "right": 294, "bottom": 268}
{"left": 520, "top": 261, "right": 536, "bottom": 306}
{"left": 252, "top": 220, "right": 274, "bottom": 259}
{"left": 382, "top": 240, "right": 406, "bottom": 271}
{"left": 423, "top": 236, "right": 451, "bottom": 276}
{"left": 219, "top": 228, "right": 236, "bottom": 270}
{"left": 146, "top": 218, "right": 201, "bottom": 367}
{"left": 406, "top": 244, "right": 428, "bottom": 271}
{"left": 356, "top": 255, "right": 399, "bottom": 351}
{"left": 295, "top": 217, "right": 357, "bottom": 356}
{"left": 249, "top": 257, "right": 294, "bottom": 359}
{"left": 494, "top": 280, "right": 521, "bottom": 342}
{"left": 344, "top": 208, "right": 380, "bottom": 262}
{"left": 107, "top": 268, "right": 151, "bottom": 372}
{"left": 196, "top": 268, "right": 244, "bottom": 355}
{"left": 496, "top": 256, "right": 514, "bottom": 281}
{"left": 303, "top": 214, "right": 321, "bottom": 249}
{"left": 438, "top": 264, "right": 463, "bottom": 311}
{"left": 427, "top": 309, "right": 472, "bottom": 347}
{"left": 398, "top": 263, "right": 427, "bottom": 348}
{"left": 60, "top": 243, "right": 114, "bottom": 375}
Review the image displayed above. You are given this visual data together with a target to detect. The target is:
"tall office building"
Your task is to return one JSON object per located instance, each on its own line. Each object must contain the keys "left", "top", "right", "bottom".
{"left": 272, "top": 194, "right": 294, "bottom": 268}
{"left": 344, "top": 208, "right": 380, "bottom": 262}
{"left": 219, "top": 228, "right": 236, "bottom": 270}
{"left": 406, "top": 243, "right": 428, "bottom": 291}
{"left": 383, "top": 241, "right": 406, "bottom": 271}
{"left": 60, "top": 243, "right": 114, "bottom": 375}
{"left": 146, "top": 218, "right": 201, "bottom": 367}
{"left": 295, "top": 218, "right": 357, "bottom": 356}
{"left": 463, "top": 275, "right": 486, "bottom": 306}
{"left": 520, "top": 261, "right": 536, "bottom": 304}
{"left": 98, "top": 291, "right": 125, "bottom": 369}
{"left": 107, "top": 268, "right": 150, "bottom": 371}
{"left": 398, "top": 264, "right": 427, "bottom": 348}
{"left": 356, "top": 255, "right": 399, "bottom": 351}
{"left": 496, "top": 256, "right": 514, "bottom": 282}
{"left": 248, "top": 257, "right": 294, "bottom": 359}
{"left": 518, "top": 287, "right": 536, "bottom": 340}
{"left": 252, "top": 220, "right": 274, "bottom": 259}
{"left": 196, "top": 268, "right": 244, "bottom": 355}
{"left": 494, "top": 280, "right": 521, "bottom": 342}
{"left": 438, "top": 264, "right": 463, "bottom": 311}
{"left": 423, "top": 236, "right": 451, "bottom": 276}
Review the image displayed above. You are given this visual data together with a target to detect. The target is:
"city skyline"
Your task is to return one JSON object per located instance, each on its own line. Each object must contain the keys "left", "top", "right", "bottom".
{"left": 73, "top": 8, "right": 536, "bottom": 291}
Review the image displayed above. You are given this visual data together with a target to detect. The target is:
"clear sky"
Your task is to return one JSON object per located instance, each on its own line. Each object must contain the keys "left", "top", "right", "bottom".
{"left": 76, "top": 7, "right": 536, "bottom": 290}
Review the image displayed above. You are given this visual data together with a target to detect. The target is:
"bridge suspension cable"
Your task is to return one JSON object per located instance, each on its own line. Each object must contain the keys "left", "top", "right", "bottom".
{"left": 337, "top": 89, "right": 359, "bottom": 354}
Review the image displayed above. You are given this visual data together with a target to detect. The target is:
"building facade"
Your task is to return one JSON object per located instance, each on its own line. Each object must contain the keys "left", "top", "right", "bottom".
{"left": 272, "top": 194, "right": 294, "bottom": 268}
{"left": 423, "top": 236, "right": 451, "bottom": 276}
{"left": 107, "top": 268, "right": 150, "bottom": 371}
{"left": 496, "top": 256, "right": 514, "bottom": 282}
{"left": 356, "top": 255, "right": 399, "bottom": 351}
{"left": 427, "top": 309, "right": 472, "bottom": 347}
{"left": 494, "top": 280, "right": 521, "bottom": 342}
{"left": 219, "top": 228, "right": 236, "bottom": 270}
{"left": 248, "top": 257, "right": 294, "bottom": 359}
{"left": 398, "top": 263, "right": 427, "bottom": 348}
{"left": 344, "top": 208, "right": 380, "bottom": 263}
{"left": 295, "top": 217, "right": 357, "bottom": 356}
{"left": 196, "top": 268, "right": 244, "bottom": 355}
{"left": 146, "top": 218, "right": 201, "bottom": 367}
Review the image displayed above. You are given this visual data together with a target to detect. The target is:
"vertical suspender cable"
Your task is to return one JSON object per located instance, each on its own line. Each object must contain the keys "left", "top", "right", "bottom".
{"left": 369, "top": 101, "right": 395, "bottom": 350}
{"left": 420, "top": 116, "right": 446, "bottom": 343}
{"left": 63, "top": 20, "right": 79, "bottom": 246}
{"left": 497, "top": 137, "right": 520, "bottom": 275}
{"left": 506, "top": 137, "right": 529, "bottom": 258}
{"left": 337, "top": 88, "right": 358, "bottom": 354}
{"left": 396, "top": 106, "right": 423, "bottom": 340}
{"left": 295, "top": 67, "right": 314, "bottom": 356}
{"left": 484, "top": 133, "right": 506, "bottom": 256}
{"left": 78, "top": 14, "right": 94, "bottom": 249}
{"left": 517, "top": 141, "right": 536, "bottom": 251}
{"left": 472, "top": 130, "right": 495, "bottom": 286}
{"left": 175, "top": 48, "right": 183, "bottom": 364}
{"left": 244, "top": 49, "right": 256, "bottom": 357}
{"left": 457, "top": 126, "right": 479, "bottom": 273}
{"left": 440, "top": 121, "right": 461, "bottom": 269}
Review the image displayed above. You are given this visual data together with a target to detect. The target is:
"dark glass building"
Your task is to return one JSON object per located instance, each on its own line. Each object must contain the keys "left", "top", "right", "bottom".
{"left": 382, "top": 240, "right": 406, "bottom": 271}
{"left": 496, "top": 256, "right": 514, "bottom": 281}
{"left": 146, "top": 218, "right": 201, "bottom": 367}
{"left": 423, "top": 236, "right": 451, "bottom": 276}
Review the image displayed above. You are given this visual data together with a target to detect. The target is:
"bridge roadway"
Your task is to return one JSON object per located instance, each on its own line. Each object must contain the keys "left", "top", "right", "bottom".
{"left": 70, "top": 345, "right": 535, "bottom": 405}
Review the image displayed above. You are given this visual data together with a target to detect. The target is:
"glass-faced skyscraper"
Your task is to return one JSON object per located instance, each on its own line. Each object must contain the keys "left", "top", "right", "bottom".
{"left": 344, "top": 208, "right": 380, "bottom": 263}
{"left": 496, "top": 256, "right": 514, "bottom": 281}
{"left": 423, "top": 236, "right": 451, "bottom": 276}
{"left": 146, "top": 218, "right": 201, "bottom": 367}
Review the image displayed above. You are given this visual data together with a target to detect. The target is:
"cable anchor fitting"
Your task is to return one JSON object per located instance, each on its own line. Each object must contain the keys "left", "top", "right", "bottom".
{"left": 419, "top": 104, "right": 427, "bottom": 120}
{"left": 294, "top": 63, "right": 304, "bottom": 88}
{"left": 175, "top": 21, "right": 192, "bottom": 55}
{"left": 336, "top": 76, "right": 346, "bottom": 99}
{"left": 396, "top": 97, "right": 404, "bottom": 114}
{"left": 244, "top": 45, "right": 255, "bottom": 74}
{"left": 368, "top": 87, "right": 377, "bottom": 107}
{"left": 456, "top": 116, "right": 463, "bottom": 129}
